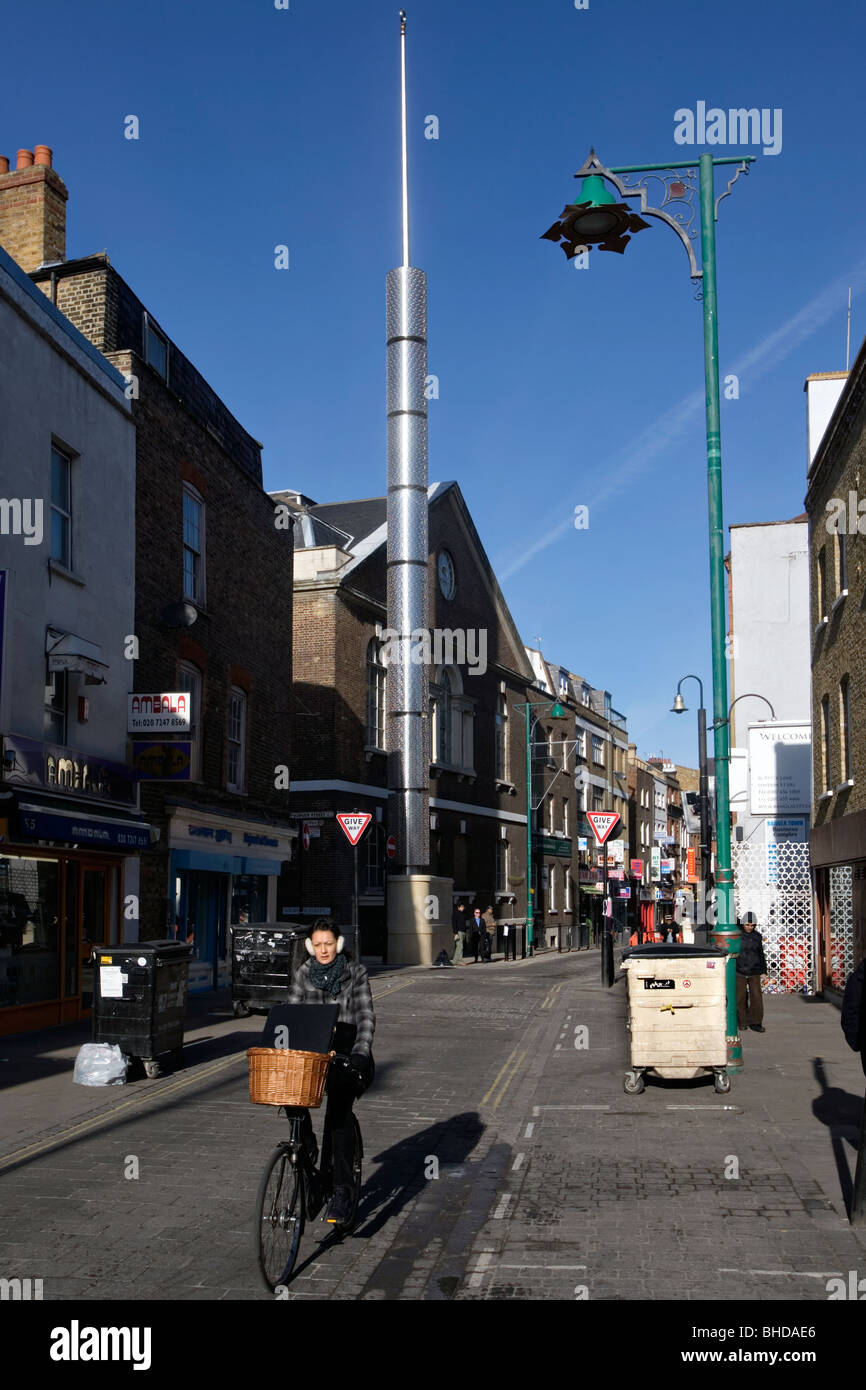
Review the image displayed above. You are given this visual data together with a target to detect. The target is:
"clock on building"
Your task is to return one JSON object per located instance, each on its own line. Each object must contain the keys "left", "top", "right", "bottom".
{"left": 437, "top": 549, "right": 456, "bottom": 599}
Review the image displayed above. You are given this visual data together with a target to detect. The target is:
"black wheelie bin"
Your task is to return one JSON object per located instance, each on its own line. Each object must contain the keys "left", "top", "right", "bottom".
{"left": 91, "top": 939, "right": 192, "bottom": 1078}
{"left": 230, "top": 921, "right": 305, "bottom": 1017}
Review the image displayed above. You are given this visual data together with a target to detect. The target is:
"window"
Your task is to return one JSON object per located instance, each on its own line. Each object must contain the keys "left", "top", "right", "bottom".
{"left": 592, "top": 734, "right": 604, "bottom": 765}
{"left": 817, "top": 545, "right": 827, "bottom": 619}
{"left": 496, "top": 839, "right": 508, "bottom": 894}
{"left": 820, "top": 694, "right": 831, "bottom": 791}
{"left": 840, "top": 676, "right": 852, "bottom": 782}
{"left": 178, "top": 663, "right": 202, "bottom": 779}
{"left": 44, "top": 668, "right": 67, "bottom": 743}
{"left": 564, "top": 871, "right": 572, "bottom": 913}
{"left": 144, "top": 313, "right": 168, "bottom": 380}
{"left": 431, "top": 666, "right": 473, "bottom": 771}
{"left": 366, "top": 639, "right": 387, "bottom": 749}
{"left": 494, "top": 693, "right": 507, "bottom": 779}
{"left": 183, "top": 486, "right": 205, "bottom": 605}
{"left": 50, "top": 445, "right": 72, "bottom": 568}
{"left": 581, "top": 685, "right": 591, "bottom": 707}
{"left": 226, "top": 688, "right": 246, "bottom": 791}
{"left": 561, "top": 734, "right": 568, "bottom": 771}
{"left": 549, "top": 864, "right": 557, "bottom": 911}
{"left": 548, "top": 794, "right": 555, "bottom": 833}
{"left": 575, "top": 729, "right": 586, "bottom": 760}
{"left": 592, "top": 785, "right": 604, "bottom": 812}
{"left": 837, "top": 532, "right": 848, "bottom": 593}
{"left": 365, "top": 829, "right": 384, "bottom": 892}
{"left": 563, "top": 799, "right": 569, "bottom": 838}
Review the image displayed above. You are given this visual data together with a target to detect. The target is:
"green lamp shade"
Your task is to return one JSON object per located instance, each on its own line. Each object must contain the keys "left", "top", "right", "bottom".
{"left": 575, "top": 174, "right": 616, "bottom": 208}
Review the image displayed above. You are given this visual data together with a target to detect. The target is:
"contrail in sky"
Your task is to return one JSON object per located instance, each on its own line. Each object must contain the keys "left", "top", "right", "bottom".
{"left": 498, "top": 261, "right": 866, "bottom": 582}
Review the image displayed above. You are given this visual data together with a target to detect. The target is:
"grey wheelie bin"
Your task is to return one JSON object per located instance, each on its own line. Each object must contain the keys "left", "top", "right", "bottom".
{"left": 621, "top": 943, "right": 730, "bottom": 1095}
{"left": 230, "top": 922, "right": 305, "bottom": 1017}
{"left": 91, "top": 940, "right": 191, "bottom": 1078}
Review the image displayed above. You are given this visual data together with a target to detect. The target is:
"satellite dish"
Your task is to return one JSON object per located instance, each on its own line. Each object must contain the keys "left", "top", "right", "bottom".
{"left": 160, "top": 601, "right": 198, "bottom": 629}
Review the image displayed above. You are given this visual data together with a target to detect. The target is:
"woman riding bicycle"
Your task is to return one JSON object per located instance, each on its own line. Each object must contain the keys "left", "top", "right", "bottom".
{"left": 287, "top": 919, "right": 375, "bottom": 1225}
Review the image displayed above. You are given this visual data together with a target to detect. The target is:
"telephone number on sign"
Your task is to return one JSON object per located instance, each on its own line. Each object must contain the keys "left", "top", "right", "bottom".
{"left": 129, "top": 718, "right": 189, "bottom": 730}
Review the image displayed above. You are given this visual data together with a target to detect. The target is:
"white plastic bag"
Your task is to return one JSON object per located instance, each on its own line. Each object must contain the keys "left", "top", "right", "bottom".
{"left": 73, "top": 1042, "right": 129, "bottom": 1086}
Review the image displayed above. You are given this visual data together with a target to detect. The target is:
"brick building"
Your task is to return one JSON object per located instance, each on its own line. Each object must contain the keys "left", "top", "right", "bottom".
{"left": 2, "top": 144, "right": 296, "bottom": 992}
{"left": 805, "top": 344, "right": 866, "bottom": 993}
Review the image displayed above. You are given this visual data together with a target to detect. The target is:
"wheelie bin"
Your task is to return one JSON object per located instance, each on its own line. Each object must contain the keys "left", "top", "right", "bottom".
{"left": 91, "top": 940, "right": 191, "bottom": 1078}
{"left": 230, "top": 922, "right": 305, "bottom": 1017}
{"left": 621, "top": 943, "right": 730, "bottom": 1094}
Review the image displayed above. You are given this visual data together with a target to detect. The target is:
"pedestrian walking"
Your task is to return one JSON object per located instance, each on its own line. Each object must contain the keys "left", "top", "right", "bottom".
{"left": 482, "top": 905, "right": 496, "bottom": 961}
{"left": 470, "top": 907, "right": 483, "bottom": 962}
{"left": 736, "top": 912, "right": 768, "bottom": 1033}
{"left": 451, "top": 901, "right": 466, "bottom": 965}
{"left": 841, "top": 957, "right": 866, "bottom": 1075}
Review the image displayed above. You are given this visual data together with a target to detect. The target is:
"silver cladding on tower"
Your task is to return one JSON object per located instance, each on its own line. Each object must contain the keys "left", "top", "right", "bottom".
{"left": 386, "top": 264, "right": 429, "bottom": 873}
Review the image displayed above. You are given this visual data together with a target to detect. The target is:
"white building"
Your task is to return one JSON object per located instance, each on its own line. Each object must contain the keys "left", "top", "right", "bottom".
{"left": 0, "top": 241, "right": 137, "bottom": 1032}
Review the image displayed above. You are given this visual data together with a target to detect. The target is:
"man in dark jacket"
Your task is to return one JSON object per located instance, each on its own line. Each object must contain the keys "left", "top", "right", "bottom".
{"left": 736, "top": 912, "right": 768, "bottom": 1033}
{"left": 841, "top": 958, "right": 866, "bottom": 1076}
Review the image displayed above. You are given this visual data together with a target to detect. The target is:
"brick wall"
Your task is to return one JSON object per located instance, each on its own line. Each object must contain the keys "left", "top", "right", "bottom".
{"left": 0, "top": 163, "right": 67, "bottom": 272}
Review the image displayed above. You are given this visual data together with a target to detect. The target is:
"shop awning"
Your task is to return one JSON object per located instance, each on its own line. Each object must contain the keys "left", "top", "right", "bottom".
{"left": 17, "top": 800, "right": 151, "bottom": 850}
{"left": 46, "top": 629, "right": 109, "bottom": 685}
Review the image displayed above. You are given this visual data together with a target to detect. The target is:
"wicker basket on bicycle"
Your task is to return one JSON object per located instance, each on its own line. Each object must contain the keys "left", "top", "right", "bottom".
{"left": 247, "top": 1047, "right": 334, "bottom": 1107}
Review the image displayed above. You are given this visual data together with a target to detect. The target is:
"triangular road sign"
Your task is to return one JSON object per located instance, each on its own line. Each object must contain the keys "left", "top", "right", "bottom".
{"left": 337, "top": 812, "right": 372, "bottom": 847}
{"left": 587, "top": 811, "right": 620, "bottom": 846}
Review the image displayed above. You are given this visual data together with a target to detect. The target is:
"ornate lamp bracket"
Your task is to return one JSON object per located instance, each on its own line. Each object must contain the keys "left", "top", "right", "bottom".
{"left": 574, "top": 150, "right": 703, "bottom": 282}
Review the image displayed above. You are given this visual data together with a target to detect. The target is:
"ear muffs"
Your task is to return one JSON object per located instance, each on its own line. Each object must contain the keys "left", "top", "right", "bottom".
{"left": 305, "top": 935, "right": 345, "bottom": 956}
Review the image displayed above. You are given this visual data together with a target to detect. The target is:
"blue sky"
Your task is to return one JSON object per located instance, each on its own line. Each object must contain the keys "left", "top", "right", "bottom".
{"left": 4, "top": 0, "right": 864, "bottom": 766}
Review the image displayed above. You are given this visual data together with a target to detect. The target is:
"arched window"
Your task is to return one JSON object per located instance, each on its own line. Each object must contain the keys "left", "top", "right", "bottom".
{"left": 366, "top": 638, "right": 386, "bottom": 749}
{"left": 431, "top": 665, "right": 474, "bottom": 771}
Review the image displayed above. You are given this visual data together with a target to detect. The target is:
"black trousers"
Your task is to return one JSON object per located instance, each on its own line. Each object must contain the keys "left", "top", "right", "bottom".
{"left": 322, "top": 1055, "right": 373, "bottom": 1191}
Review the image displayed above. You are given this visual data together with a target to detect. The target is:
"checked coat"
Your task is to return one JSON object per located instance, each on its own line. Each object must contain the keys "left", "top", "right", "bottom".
{"left": 287, "top": 959, "right": 376, "bottom": 1057}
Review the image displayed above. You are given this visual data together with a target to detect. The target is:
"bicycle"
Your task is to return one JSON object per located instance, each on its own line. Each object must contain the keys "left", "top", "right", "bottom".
{"left": 255, "top": 1055, "right": 364, "bottom": 1291}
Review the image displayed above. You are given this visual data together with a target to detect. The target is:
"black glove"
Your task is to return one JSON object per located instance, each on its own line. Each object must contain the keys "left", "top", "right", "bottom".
{"left": 349, "top": 1051, "right": 372, "bottom": 1092}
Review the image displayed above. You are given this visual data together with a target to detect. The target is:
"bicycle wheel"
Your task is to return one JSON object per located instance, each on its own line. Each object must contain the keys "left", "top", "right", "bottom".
{"left": 255, "top": 1145, "right": 305, "bottom": 1291}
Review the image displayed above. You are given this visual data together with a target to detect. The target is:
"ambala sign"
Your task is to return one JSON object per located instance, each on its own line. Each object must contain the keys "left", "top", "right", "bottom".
{"left": 748, "top": 722, "right": 811, "bottom": 815}
{"left": 128, "top": 693, "right": 191, "bottom": 733}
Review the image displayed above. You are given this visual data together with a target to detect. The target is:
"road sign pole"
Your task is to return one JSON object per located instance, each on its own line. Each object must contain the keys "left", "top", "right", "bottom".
{"left": 354, "top": 841, "right": 360, "bottom": 962}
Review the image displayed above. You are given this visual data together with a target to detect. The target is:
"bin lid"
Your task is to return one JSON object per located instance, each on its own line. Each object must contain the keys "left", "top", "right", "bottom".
{"left": 96, "top": 940, "right": 193, "bottom": 958}
{"left": 623, "top": 944, "right": 727, "bottom": 959}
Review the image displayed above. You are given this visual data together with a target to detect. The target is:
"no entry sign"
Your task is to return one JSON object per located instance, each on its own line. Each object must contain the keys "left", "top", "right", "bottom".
{"left": 386, "top": 835, "right": 397, "bottom": 860}
{"left": 587, "top": 811, "right": 620, "bottom": 846}
{"left": 337, "top": 812, "right": 372, "bottom": 846}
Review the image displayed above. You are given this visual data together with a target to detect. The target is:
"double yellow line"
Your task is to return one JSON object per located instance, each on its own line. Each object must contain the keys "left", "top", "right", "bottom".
{"left": 480, "top": 1045, "right": 526, "bottom": 1111}
{"left": 540, "top": 982, "right": 564, "bottom": 1011}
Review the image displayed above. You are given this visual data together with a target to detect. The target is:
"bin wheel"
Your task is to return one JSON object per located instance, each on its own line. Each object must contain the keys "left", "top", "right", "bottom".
{"left": 143, "top": 1059, "right": 160, "bottom": 1079}
{"left": 233, "top": 1001, "right": 252, "bottom": 1018}
{"left": 713, "top": 1070, "right": 731, "bottom": 1095}
{"left": 623, "top": 1071, "right": 645, "bottom": 1095}
{"left": 173, "top": 1047, "right": 184, "bottom": 1070}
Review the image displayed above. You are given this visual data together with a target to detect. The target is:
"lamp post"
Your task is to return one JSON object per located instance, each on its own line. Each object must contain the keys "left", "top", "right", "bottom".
{"left": 671, "top": 675, "right": 711, "bottom": 925}
{"left": 542, "top": 148, "right": 754, "bottom": 1074}
{"left": 516, "top": 699, "right": 566, "bottom": 956}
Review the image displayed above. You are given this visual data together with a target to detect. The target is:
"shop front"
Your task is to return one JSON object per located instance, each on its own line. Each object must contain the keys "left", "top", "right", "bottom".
{"left": 167, "top": 806, "right": 294, "bottom": 992}
{"left": 0, "top": 735, "right": 148, "bottom": 1034}
{"left": 811, "top": 810, "right": 866, "bottom": 998}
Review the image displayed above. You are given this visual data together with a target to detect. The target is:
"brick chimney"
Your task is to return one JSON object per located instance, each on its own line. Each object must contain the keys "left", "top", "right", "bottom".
{"left": 0, "top": 145, "right": 68, "bottom": 273}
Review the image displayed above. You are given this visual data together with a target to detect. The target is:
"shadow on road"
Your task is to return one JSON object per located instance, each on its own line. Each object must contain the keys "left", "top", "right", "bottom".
{"left": 811, "top": 1055, "right": 864, "bottom": 1217}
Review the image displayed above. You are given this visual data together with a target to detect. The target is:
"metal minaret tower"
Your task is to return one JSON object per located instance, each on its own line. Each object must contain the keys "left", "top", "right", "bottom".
{"left": 386, "top": 9, "right": 429, "bottom": 874}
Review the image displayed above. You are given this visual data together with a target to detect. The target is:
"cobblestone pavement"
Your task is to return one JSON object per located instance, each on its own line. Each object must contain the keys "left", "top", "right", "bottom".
{"left": 0, "top": 952, "right": 864, "bottom": 1302}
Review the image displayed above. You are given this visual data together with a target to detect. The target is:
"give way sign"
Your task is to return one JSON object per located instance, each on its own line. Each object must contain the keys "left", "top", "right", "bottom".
{"left": 336, "top": 812, "right": 372, "bottom": 846}
{"left": 587, "top": 811, "right": 621, "bottom": 846}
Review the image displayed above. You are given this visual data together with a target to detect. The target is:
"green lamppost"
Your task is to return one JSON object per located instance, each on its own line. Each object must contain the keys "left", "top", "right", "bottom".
{"left": 516, "top": 698, "right": 566, "bottom": 956}
{"left": 541, "top": 149, "right": 755, "bottom": 1073}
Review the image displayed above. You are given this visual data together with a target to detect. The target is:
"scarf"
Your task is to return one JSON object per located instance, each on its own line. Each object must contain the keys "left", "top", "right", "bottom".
{"left": 307, "top": 951, "right": 347, "bottom": 998}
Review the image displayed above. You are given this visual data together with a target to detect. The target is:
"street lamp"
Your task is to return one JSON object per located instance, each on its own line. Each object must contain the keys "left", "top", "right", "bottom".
{"left": 671, "top": 675, "right": 712, "bottom": 921}
{"left": 515, "top": 698, "right": 566, "bottom": 956}
{"left": 542, "top": 147, "right": 754, "bottom": 1075}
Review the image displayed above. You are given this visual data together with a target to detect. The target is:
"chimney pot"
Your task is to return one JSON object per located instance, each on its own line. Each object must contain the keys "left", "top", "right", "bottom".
{"left": 0, "top": 156, "right": 8, "bottom": 175}
{"left": 16, "top": 149, "right": 34, "bottom": 170}
{"left": 33, "top": 145, "right": 52, "bottom": 167}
